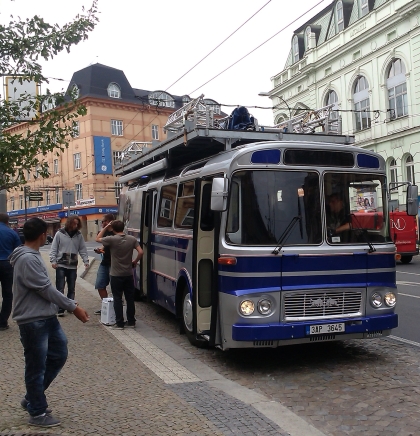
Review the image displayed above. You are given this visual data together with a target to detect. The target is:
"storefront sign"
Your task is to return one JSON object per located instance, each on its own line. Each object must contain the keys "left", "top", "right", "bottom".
{"left": 74, "top": 198, "right": 96, "bottom": 207}
{"left": 93, "top": 136, "right": 113, "bottom": 174}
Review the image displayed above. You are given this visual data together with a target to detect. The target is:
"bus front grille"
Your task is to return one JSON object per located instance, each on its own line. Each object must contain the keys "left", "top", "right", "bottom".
{"left": 284, "top": 290, "right": 362, "bottom": 321}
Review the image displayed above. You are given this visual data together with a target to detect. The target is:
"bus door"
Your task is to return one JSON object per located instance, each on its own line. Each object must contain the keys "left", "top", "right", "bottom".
{"left": 140, "top": 190, "right": 156, "bottom": 299}
{"left": 193, "top": 180, "right": 217, "bottom": 344}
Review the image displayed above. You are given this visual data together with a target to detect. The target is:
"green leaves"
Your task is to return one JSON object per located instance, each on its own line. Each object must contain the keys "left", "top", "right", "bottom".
{"left": 0, "top": 1, "right": 99, "bottom": 191}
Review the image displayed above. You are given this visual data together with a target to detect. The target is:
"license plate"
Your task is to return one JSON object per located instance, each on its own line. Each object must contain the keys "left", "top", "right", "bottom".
{"left": 307, "top": 323, "right": 345, "bottom": 335}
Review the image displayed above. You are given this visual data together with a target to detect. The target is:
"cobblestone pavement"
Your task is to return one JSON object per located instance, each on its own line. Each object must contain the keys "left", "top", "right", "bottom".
{"left": 87, "top": 260, "right": 420, "bottom": 436}
{"left": 0, "top": 255, "right": 317, "bottom": 436}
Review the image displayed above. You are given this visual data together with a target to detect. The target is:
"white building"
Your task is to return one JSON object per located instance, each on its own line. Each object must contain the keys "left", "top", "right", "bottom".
{"left": 263, "top": 0, "right": 420, "bottom": 208}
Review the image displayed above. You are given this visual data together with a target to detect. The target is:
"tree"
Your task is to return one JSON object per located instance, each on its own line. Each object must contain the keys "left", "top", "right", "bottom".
{"left": 0, "top": 1, "right": 99, "bottom": 191}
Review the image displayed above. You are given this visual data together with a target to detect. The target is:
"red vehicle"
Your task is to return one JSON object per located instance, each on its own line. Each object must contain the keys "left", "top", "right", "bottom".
{"left": 389, "top": 210, "right": 419, "bottom": 264}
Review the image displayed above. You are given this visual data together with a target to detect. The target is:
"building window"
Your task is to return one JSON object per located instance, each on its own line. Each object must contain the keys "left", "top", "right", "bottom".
{"left": 182, "top": 96, "right": 190, "bottom": 105}
{"left": 204, "top": 99, "right": 221, "bottom": 115}
{"left": 361, "top": 0, "right": 369, "bottom": 17}
{"left": 55, "top": 187, "right": 60, "bottom": 204}
{"left": 73, "top": 121, "right": 80, "bottom": 138}
{"left": 152, "top": 125, "right": 159, "bottom": 140}
{"left": 10, "top": 196, "right": 15, "bottom": 210}
{"left": 72, "top": 84, "right": 79, "bottom": 99}
{"left": 46, "top": 190, "right": 50, "bottom": 205}
{"left": 111, "top": 119, "right": 123, "bottom": 136}
{"left": 113, "top": 151, "right": 123, "bottom": 166}
{"left": 73, "top": 152, "right": 81, "bottom": 170}
{"left": 54, "top": 159, "right": 59, "bottom": 175}
{"left": 114, "top": 182, "right": 122, "bottom": 201}
{"left": 19, "top": 195, "right": 23, "bottom": 209}
{"left": 390, "top": 158, "right": 398, "bottom": 184}
{"left": 75, "top": 183, "right": 82, "bottom": 200}
{"left": 406, "top": 155, "right": 415, "bottom": 185}
{"left": 353, "top": 76, "right": 371, "bottom": 131}
{"left": 148, "top": 91, "right": 175, "bottom": 108}
{"left": 292, "top": 35, "right": 299, "bottom": 63}
{"left": 387, "top": 59, "right": 407, "bottom": 120}
{"left": 305, "top": 26, "right": 311, "bottom": 50}
{"left": 337, "top": 1, "right": 344, "bottom": 31}
{"left": 107, "top": 83, "right": 121, "bottom": 99}
{"left": 326, "top": 90, "right": 339, "bottom": 120}
{"left": 27, "top": 170, "right": 30, "bottom": 180}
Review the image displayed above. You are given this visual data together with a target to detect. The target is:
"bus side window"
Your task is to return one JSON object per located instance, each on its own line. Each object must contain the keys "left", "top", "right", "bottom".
{"left": 157, "top": 184, "right": 177, "bottom": 228}
{"left": 226, "top": 181, "right": 240, "bottom": 243}
{"left": 200, "top": 184, "right": 214, "bottom": 231}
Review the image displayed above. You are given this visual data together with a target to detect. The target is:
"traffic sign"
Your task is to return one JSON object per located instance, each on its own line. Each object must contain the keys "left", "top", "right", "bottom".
{"left": 29, "top": 191, "right": 42, "bottom": 196}
{"left": 29, "top": 195, "right": 43, "bottom": 201}
{"left": 63, "top": 190, "right": 75, "bottom": 207}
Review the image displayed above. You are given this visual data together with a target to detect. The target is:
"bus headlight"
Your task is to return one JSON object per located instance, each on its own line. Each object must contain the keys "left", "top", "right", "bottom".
{"left": 384, "top": 292, "right": 396, "bottom": 307}
{"left": 239, "top": 300, "right": 255, "bottom": 316}
{"left": 371, "top": 293, "right": 382, "bottom": 308}
{"left": 257, "top": 299, "right": 272, "bottom": 315}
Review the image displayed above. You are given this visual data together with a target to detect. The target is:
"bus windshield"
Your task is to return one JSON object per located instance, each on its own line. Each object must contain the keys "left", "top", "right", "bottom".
{"left": 324, "top": 172, "right": 390, "bottom": 244}
{"left": 225, "top": 170, "right": 390, "bottom": 246}
{"left": 226, "top": 170, "right": 322, "bottom": 245}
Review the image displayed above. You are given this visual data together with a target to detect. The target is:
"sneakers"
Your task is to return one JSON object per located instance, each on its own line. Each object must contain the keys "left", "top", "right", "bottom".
{"left": 94, "top": 309, "right": 101, "bottom": 315}
{"left": 57, "top": 310, "right": 65, "bottom": 317}
{"left": 28, "top": 413, "right": 60, "bottom": 427}
{"left": 126, "top": 322, "right": 136, "bottom": 328}
{"left": 112, "top": 324, "right": 125, "bottom": 330}
{"left": 21, "top": 398, "right": 52, "bottom": 414}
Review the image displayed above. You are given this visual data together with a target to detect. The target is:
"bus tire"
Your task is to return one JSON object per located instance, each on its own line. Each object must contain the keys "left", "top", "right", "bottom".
{"left": 401, "top": 255, "right": 413, "bottom": 264}
{"left": 181, "top": 285, "right": 207, "bottom": 348}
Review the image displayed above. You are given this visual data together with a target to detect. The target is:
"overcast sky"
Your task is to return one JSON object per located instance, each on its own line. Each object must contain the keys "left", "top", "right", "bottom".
{"left": 2, "top": 0, "right": 330, "bottom": 125}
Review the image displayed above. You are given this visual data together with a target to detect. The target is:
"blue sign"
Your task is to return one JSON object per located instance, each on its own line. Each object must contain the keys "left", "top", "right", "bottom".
{"left": 93, "top": 136, "right": 113, "bottom": 174}
{"left": 8, "top": 203, "right": 63, "bottom": 216}
{"left": 58, "top": 206, "right": 118, "bottom": 218}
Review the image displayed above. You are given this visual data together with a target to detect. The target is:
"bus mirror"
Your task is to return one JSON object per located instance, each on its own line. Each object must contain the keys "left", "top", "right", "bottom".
{"left": 211, "top": 177, "right": 229, "bottom": 211}
{"left": 406, "top": 184, "right": 419, "bottom": 216}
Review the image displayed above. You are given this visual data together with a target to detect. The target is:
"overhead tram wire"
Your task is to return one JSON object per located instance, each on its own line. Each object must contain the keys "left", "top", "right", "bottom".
{"left": 188, "top": 0, "right": 328, "bottom": 95}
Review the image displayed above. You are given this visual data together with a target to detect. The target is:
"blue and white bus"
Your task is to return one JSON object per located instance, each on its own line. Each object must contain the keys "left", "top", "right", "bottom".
{"left": 116, "top": 101, "right": 418, "bottom": 350}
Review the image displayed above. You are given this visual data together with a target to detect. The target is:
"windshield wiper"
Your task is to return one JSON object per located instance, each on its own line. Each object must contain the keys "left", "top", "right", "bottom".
{"left": 272, "top": 216, "right": 301, "bottom": 255}
{"left": 349, "top": 213, "right": 376, "bottom": 253}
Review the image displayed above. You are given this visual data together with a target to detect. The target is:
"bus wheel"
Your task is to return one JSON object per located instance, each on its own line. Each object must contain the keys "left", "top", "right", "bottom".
{"left": 401, "top": 255, "right": 413, "bottom": 264}
{"left": 181, "top": 286, "right": 207, "bottom": 347}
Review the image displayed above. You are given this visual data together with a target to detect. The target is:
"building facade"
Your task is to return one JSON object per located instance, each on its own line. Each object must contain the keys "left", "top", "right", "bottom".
{"left": 6, "top": 63, "right": 221, "bottom": 240}
{"left": 264, "top": 0, "right": 420, "bottom": 209}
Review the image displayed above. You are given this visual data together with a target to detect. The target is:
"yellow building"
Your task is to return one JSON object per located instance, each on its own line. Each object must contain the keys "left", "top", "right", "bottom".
{"left": 6, "top": 64, "right": 221, "bottom": 240}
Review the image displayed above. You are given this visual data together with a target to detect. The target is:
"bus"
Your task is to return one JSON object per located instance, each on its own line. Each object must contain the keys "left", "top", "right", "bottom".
{"left": 116, "top": 99, "right": 418, "bottom": 350}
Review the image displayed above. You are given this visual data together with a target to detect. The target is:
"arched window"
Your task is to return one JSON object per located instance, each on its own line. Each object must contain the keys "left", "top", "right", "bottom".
{"left": 337, "top": 1, "right": 344, "bottom": 31}
{"left": 361, "top": 0, "right": 369, "bottom": 17}
{"left": 292, "top": 35, "right": 299, "bottom": 63}
{"left": 325, "top": 90, "right": 339, "bottom": 120}
{"left": 387, "top": 59, "right": 407, "bottom": 120}
{"left": 148, "top": 91, "right": 175, "bottom": 108}
{"left": 353, "top": 76, "right": 371, "bottom": 131}
{"left": 390, "top": 158, "right": 398, "bottom": 184}
{"left": 107, "top": 83, "right": 121, "bottom": 99}
{"left": 305, "top": 26, "right": 312, "bottom": 50}
{"left": 406, "top": 154, "right": 415, "bottom": 185}
{"left": 204, "top": 99, "right": 220, "bottom": 115}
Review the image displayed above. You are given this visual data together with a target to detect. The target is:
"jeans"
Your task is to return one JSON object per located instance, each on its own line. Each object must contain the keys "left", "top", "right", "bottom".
{"left": 56, "top": 267, "right": 77, "bottom": 300}
{"left": 19, "top": 317, "right": 68, "bottom": 416}
{"left": 95, "top": 263, "right": 110, "bottom": 290}
{"left": 0, "top": 260, "right": 14, "bottom": 328}
{"left": 110, "top": 275, "right": 135, "bottom": 327}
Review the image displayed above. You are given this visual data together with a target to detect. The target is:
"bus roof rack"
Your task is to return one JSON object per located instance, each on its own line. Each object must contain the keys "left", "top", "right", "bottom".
{"left": 115, "top": 97, "right": 354, "bottom": 182}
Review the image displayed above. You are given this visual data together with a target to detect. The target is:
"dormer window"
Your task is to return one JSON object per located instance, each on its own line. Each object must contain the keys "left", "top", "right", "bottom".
{"left": 204, "top": 99, "right": 220, "bottom": 115}
{"left": 305, "top": 26, "right": 312, "bottom": 50}
{"left": 72, "top": 84, "right": 79, "bottom": 99}
{"left": 337, "top": 1, "right": 344, "bottom": 31}
{"left": 182, "top": 96, "right": 191, "bottom": 105}
{"left": 107, "top": 83, "right": 121, "bottom": 99}
{"left": 361, "top": 0, "right": 369, "bottom": 17}
{"left": 292, "top": 35, "right": 299, "bottom": 63}
{"left": 148, "top": 91, "right": 175, "bottom": 108}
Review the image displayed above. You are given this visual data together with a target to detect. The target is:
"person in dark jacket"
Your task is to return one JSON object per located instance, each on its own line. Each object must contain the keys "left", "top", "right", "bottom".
{"left": 0, "top": 213, "right": 22, "bottom": 330}
{"left": 49, "top": 215, "right": 89, "bottom": 316}
{"left": 10, "top": 218, "right": 89, "bottom": 428}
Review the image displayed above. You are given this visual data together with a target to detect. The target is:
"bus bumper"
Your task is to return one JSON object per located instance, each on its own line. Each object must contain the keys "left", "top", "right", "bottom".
{"left": 231, "top": 313, "right": 398, "bottom": 341}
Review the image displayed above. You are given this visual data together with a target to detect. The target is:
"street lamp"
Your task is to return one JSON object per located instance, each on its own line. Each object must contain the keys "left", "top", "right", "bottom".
{"left": 259, "top": 91, "right": 292, "bottom": 120}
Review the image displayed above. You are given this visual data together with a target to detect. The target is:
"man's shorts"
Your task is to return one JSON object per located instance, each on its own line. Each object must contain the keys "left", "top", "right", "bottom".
{"left": 95, "top": 264, "right": 110, "bottom": 289}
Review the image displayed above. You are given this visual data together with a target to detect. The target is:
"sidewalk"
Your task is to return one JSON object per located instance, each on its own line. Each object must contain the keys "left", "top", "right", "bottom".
{"left": 0, "top": 254, "right": 325, "bottom": 436}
